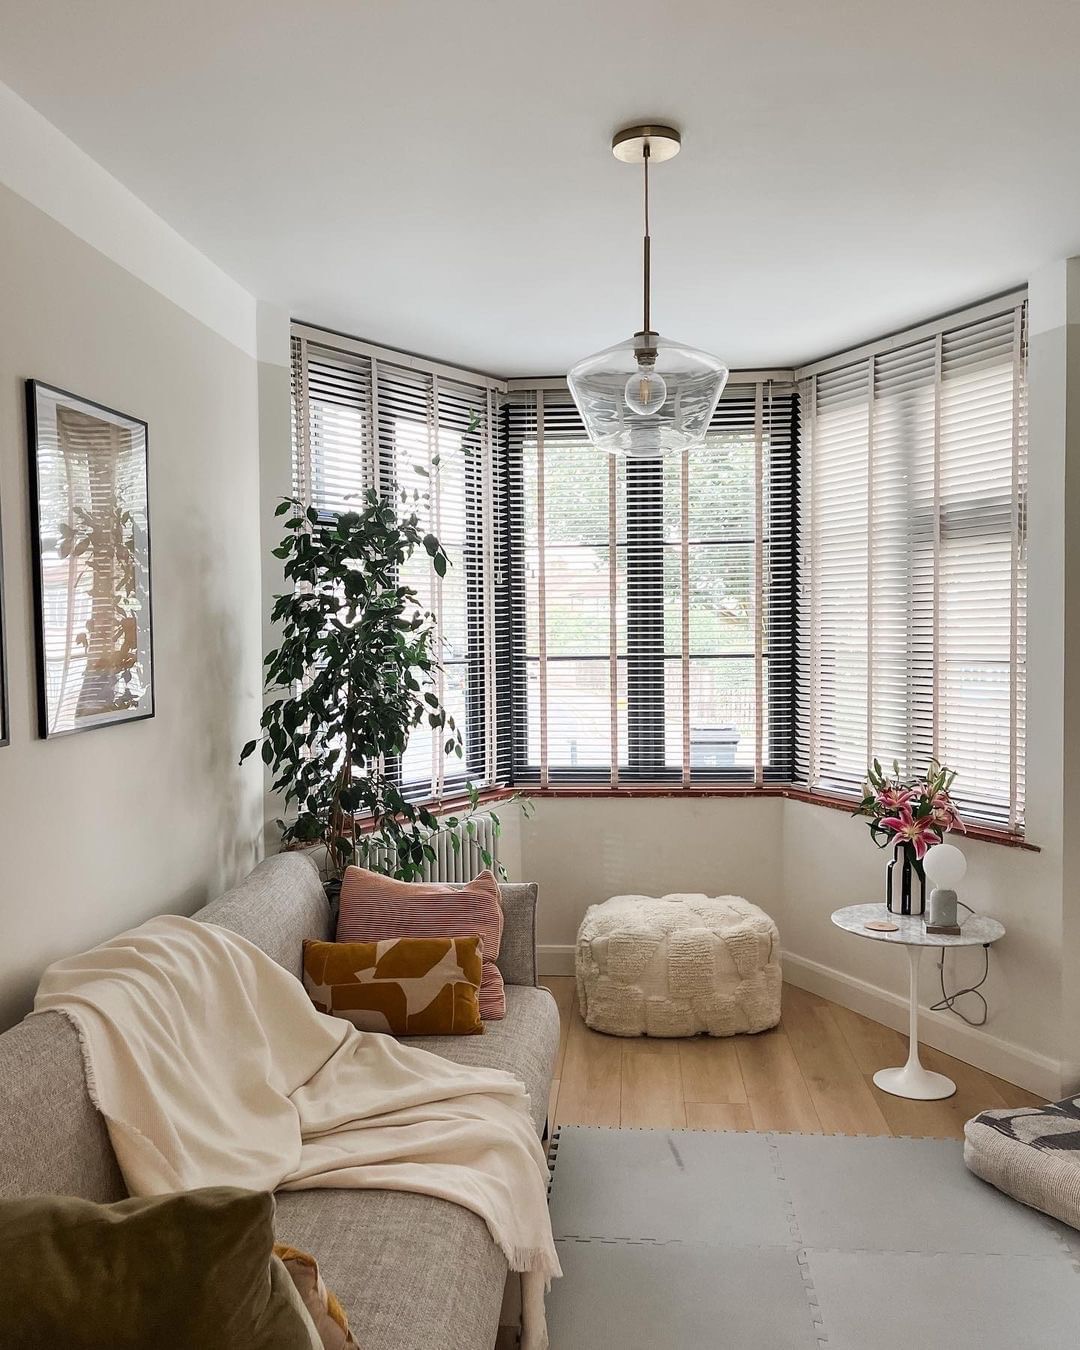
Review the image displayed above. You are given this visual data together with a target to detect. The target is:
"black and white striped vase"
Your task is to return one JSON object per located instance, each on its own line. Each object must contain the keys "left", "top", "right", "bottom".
{"left": 886, "top": 840, "right": 925, "bottom": 916}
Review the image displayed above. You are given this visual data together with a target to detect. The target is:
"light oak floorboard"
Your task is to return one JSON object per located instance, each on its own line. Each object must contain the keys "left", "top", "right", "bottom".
{"left": 620, "top": 1040, "right": 687, "bottom": 1129}
{"left": 736, "top": 1027, "right": 823, "bottom": 1134}
{"left": 685, "top": 1102, "right": 755, "bottom": 1131}
{"left": 549, "top": 981, "right": 1040, "bottom": 1139}
{"left": 781, "top": 985, "right": 892, "bottom": 1135}
{"left": 547, "top": 1078, "right": 560, "bottom": 1133}
{"left": 544, "top": 977, "right": 575, "bottom": 1081}
{"left": 555, "top": 1003, "right": 622, "bottom": 1127}
{"left": 829, "top": 1002, "right": 908, "bottom": 1075}
{"left": 678, "top": 1036, "right": 747, "bottom": 1105}
{"left": 984, "top": 1074, "right": 1043, "bottom": 1109}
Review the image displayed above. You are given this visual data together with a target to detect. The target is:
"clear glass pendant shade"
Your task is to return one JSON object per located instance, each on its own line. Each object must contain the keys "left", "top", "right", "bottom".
{"left": 568, "top": 331, "right": 729, "bottom": 457}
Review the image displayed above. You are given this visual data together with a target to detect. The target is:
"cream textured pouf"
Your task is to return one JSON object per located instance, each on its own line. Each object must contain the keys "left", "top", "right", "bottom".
{"left": 575, "top": 893, "right": 782, "bottom": 1038}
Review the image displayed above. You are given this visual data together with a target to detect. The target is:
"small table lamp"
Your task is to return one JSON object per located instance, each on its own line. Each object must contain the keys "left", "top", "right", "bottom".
{"left": 923, "top": 843, "right": 966, "bottom": 935}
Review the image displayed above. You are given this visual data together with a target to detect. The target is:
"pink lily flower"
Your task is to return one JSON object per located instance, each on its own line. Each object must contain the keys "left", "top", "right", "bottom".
{"left": 880, "top": 807, "right": 942, "bottom": 859}
{"left": 928, "top": 794, "right": 965, "bottom": 833}
{"left": 876, "top": 785, "right": 914, "bottom": 812}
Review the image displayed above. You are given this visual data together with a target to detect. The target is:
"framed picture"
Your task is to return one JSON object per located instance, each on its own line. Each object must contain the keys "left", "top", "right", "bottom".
{"left": 26, "top": 381, "right": 154, "bottom": 738}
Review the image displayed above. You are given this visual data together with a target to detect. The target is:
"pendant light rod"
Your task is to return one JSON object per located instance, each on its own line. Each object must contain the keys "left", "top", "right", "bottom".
{"left": 642, "top": 143, "right": 651, "bottom": 335}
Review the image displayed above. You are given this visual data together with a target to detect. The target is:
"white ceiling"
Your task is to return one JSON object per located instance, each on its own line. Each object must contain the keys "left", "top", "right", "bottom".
{"left": 2, "top": 0, "right": 1079, "bottom": 377}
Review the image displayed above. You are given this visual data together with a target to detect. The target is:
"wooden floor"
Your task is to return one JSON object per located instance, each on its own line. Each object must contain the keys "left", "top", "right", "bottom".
{"left": 545, "top": 977, "right": 1041, "bottom": 1139}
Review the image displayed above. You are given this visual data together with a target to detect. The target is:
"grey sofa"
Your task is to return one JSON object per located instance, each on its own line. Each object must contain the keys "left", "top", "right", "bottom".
{"left": 0, "top": 852, "right": 561, "bottom": 1350}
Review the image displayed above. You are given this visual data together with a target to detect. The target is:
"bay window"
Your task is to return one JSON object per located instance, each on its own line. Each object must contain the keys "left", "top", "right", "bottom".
{"left": 290, "top": 293, "right": 1027, "bottom": 833}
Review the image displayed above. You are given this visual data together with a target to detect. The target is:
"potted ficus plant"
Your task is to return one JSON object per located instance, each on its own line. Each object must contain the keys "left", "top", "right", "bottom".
{"left": 853, "top": 759, "right": 965, "bottom": 916}
{"left": 241, "top": 475, "right": 513, "bottom": 897}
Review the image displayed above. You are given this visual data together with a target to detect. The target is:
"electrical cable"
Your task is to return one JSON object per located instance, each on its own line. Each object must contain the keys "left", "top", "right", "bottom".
{"left": 929, "top": 900, "right": 991, "bottom": 1027}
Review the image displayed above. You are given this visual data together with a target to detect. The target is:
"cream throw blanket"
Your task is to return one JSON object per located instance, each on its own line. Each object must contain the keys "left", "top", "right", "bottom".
{"left": 33, "top": 915, "right": 560, "bottom": 1349}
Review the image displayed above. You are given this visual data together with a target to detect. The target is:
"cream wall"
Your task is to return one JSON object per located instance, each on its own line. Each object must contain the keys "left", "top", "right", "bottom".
{"left": 0, "top": 177, "right": 264, "bottom": 1025}
{"left": 520, "top": 796, "right": 785, "bottom": 966}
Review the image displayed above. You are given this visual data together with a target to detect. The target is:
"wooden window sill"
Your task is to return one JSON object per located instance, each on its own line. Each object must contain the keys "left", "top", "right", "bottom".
{"left": 483, "top": 783, "right": 1038, "bottom": 851}
{"left": 354, "top": 783, "right": 1036, "bottom": 852}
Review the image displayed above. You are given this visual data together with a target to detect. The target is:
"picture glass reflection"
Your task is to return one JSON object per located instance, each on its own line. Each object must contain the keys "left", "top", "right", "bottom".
{"left": 29, "top": 383, "right": 153, "bottom": 737}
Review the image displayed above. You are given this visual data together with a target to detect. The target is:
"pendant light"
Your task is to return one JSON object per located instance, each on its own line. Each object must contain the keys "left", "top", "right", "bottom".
{"left": 568, "top": 124, "right": 729, "bottom": 458}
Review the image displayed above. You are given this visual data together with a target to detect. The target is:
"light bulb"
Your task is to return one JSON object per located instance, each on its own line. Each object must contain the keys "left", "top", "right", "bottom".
{"left": 923, "top": 843, "right": 967, "bottom": 889}
{"left": 624, "top": 365, "right": 667, "bottom": 416}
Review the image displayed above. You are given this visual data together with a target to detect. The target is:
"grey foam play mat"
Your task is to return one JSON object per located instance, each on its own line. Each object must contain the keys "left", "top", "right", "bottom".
{"left": 545, "top": 1126, "right": 1080, "bottom": 1349}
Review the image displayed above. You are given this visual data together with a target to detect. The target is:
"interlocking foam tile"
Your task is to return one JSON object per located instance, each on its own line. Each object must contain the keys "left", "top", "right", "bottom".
{"left": 547, "top": 1239, "right": 823, "bottom": 1350}
{"left": 547, "top": 1126, "right": 794, "bottom": 1247}
{"left": 776, "top": 1133, "right": 1075, "bottom": 1257}
{"left": 806, "top": 1249, "right": 1080, "bottom": 1350}
{"left": 547, "top": 1126, "right": 1080, "bottom": 1350}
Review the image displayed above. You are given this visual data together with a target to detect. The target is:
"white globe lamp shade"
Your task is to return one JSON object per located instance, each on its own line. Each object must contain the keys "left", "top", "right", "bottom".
{"left": 923, "top": 843, "right": 967, "bottom": 889}
{"left": 568, "top": 332, "right": 729, "bottom": 458}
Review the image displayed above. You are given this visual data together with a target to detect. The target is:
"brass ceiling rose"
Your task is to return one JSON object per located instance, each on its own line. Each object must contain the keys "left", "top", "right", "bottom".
{"left": 611, "top": 123, "right": 681, "bottom": 164}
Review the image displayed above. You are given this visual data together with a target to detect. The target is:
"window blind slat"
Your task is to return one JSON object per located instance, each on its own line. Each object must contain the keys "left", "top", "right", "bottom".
{"left": 291, "top": 335, "right": 501, "bottom": 804}
{"left": 506, "top": 385, "right": 797, "bottom": 785}
{"left": 796, "top": 303, "right": 1027, "bottom": 830}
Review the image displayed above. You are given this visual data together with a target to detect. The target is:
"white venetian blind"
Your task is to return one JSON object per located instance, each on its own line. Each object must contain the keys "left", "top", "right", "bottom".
{"left": 796, "top": 301, "right": 1027, "bottom": 829}
{"left": 290, "top": 328, "right": 504, "bottom": 800}
{"left": 505, "top": 383, "right": 797, "bottom": 785}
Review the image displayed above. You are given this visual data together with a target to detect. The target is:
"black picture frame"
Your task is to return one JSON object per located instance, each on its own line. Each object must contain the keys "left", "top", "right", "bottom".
{"left": 26, "top": 380, "right": 154, "bottom": 739}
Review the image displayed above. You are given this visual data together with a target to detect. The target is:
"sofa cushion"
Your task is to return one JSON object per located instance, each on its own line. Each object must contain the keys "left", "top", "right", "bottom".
{"left": 0, "top": 1010, "right": 126, "bottom": 1203}
{"left": 338, "top": 868, "right": 506, "bottom": 1018}
{"left": 302, "top": 936, "right": 483, "bottom": 1036}
{"left": 494, "top": 883, "right": 539, "bottom": 987}
{"left": 274, "top": 1188, "right": 506, "bottom": 1350}
{"left": 0, "top": 1187, "right": 319, "bottom": 1350}
{"left": 398, "top": 984, "right": 560, "bottom": 1137}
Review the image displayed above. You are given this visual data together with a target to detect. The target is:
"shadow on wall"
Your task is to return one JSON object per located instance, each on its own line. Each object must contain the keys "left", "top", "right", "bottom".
{"left": 172, "top": 517, "right": 262, "bottom": 899}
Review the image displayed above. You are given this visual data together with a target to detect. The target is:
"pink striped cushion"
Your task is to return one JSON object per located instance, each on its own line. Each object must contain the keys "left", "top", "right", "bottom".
{"left": 336, "top": 868, "right": 505, "bottom": 1019}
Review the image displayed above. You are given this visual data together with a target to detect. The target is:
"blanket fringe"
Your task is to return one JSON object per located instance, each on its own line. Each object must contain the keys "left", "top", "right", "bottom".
{"left": 503, "top": 1244, "right": 562, "bottom": 1282}
{"left": 48, "top": 1008, "right": 104, "bottom": 1114}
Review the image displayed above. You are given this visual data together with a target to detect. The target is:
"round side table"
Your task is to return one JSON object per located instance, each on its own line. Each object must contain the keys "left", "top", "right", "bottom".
{"left": 830, "top": 903, "right": 1005, "bottom": 1101}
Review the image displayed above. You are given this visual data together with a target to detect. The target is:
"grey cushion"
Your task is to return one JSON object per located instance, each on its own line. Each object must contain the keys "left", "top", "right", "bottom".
{"left": 274, "top": 1188, "right": 506, "bottom": 1350}
{"left": 495, "top": 882, "right": 539, "bottom": 987}
{"left": 398, "top": 984, "right": 559, "bottom": 1137}
{"left": 0, "top": 1011, "right": 126, "bottom": 1203}
{"left": 194, "top": 852, "right": 331, "bottom": 979}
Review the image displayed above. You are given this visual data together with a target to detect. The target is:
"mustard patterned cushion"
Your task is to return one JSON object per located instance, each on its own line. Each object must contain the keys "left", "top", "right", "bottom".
{"left": 274, "top": 1243, "right": 359, "bottom": 1350}
{"left": 303, "top": 935, "right": 484, "bottom": 1036}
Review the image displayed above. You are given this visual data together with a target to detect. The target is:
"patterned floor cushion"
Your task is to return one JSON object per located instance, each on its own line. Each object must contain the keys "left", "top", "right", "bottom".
{"left": 964, "top": 1095, "right": 1080, "bottom": 1231}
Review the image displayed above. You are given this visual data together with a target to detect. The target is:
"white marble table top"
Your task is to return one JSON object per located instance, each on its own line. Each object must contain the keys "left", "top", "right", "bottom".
{"left": 831, "top": 903, "right": 1005, "bottom": 948}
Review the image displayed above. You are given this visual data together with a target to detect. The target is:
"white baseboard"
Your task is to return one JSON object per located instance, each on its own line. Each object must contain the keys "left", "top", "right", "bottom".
{"left": 781, "top": 951, "right": 1064, "bottom": 1100}
{"left": 538, "top": 944, "right": 576, "bottom": 978}
{"left": 539, "top": 941, "right": 1061, "bottom": 1098}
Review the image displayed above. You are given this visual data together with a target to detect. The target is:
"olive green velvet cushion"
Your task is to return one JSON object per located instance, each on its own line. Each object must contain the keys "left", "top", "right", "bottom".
{"left": 0, "top": 1186, "right": 319, "bottom": 1349}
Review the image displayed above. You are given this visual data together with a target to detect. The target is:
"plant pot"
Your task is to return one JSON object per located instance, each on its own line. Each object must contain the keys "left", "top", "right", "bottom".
{"left": 886, "top": 841, "right": 925, "bottom": 916}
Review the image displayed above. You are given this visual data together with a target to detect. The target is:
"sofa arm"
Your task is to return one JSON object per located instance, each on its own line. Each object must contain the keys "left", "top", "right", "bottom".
{"left": 496, "top": 883, "right": 540, "bottom": 987}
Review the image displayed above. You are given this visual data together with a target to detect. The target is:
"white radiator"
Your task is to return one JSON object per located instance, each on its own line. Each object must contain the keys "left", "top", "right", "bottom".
{"left": 366, "top": 813, "right": 499, "bottom": 882}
